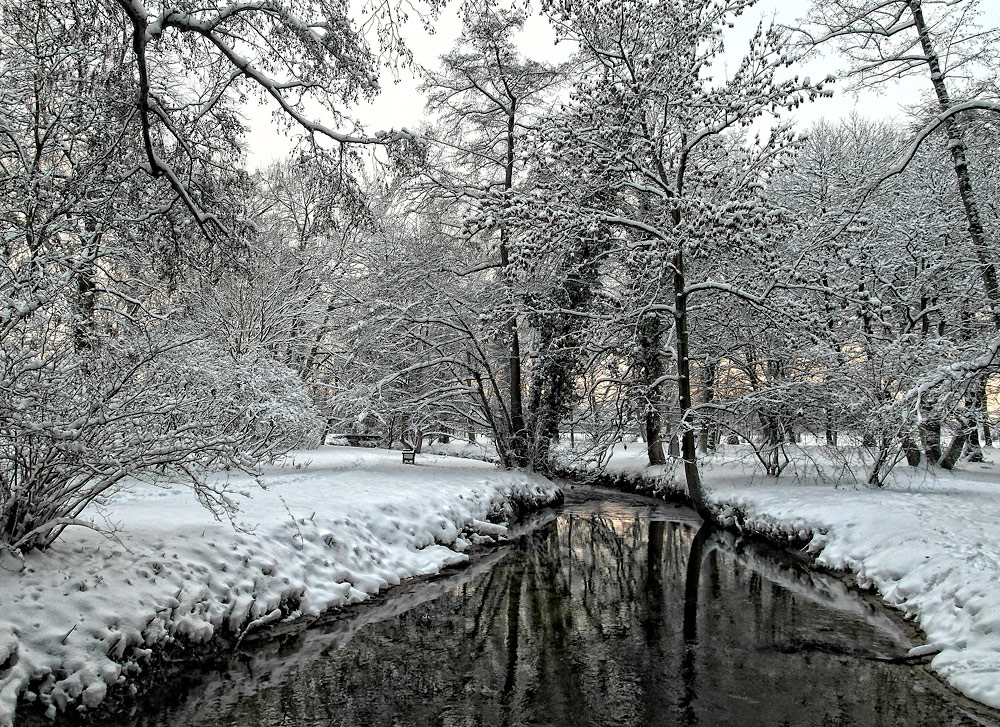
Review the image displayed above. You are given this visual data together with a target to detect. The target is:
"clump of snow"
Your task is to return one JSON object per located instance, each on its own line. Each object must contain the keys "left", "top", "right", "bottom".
{"left": 0, "top": 447, "right": 560, "bottom": 725}
{"left": 601, "top": 443, "right": 1000, "bottom": 711}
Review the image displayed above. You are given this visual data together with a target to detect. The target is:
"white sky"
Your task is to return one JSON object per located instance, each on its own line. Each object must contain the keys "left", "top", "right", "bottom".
{"left": 243, "top": 0, "right": 998, "bottom": 169}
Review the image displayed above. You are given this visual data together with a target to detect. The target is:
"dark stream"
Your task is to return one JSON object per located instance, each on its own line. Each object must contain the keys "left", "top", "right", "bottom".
{"left": 102, "top": 487, "right": 995, "bottom": 727}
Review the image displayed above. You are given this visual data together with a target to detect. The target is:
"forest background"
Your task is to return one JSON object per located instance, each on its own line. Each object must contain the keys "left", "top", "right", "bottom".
{"left": 2, "top": 0, "right": 1000, "bottom": 549}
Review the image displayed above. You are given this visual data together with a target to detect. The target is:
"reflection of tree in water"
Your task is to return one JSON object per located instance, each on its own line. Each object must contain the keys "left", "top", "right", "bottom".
{"left": 135, "top": 511, "right": 985, "bottom": 727}
{"left": 680, "top": 522, "right": 710, "bottom": 726}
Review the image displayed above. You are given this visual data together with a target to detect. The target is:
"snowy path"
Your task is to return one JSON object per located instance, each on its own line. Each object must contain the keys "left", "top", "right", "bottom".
{"left": 0, "top": 448, "right": 560, "bottom": 725}
{"left": 603, "top": 444, "right": 1000, "bottom": 711}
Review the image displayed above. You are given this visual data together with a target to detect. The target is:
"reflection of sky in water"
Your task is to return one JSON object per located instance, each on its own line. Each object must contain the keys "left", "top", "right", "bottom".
{"left": 105, "top": 493, "right": 996, "bottom": 727}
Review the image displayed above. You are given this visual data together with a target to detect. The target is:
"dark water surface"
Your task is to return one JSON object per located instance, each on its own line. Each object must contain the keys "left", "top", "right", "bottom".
{"left": 107, "top": 487, "right": 995, "bottom": 727}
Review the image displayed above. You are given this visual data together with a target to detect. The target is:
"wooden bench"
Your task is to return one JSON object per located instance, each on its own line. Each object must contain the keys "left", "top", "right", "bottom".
{"left": 402, "top": 449, "right": 416, "bottom": 465}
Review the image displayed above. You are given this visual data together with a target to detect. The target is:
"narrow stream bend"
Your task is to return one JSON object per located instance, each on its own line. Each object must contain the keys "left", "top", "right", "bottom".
{"left": 101, "top": 488, "right": 994, "bottom": 727}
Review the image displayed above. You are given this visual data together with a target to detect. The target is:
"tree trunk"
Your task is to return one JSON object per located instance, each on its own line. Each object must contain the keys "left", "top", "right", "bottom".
{"left": 758, "top": 413, "right": 785, "bottom": 476}
{"left": 908, "top": 0, "right": 1000, "bottom": 330}
{"left": 506, "top": 296, "right": 526, "bottom": 464}
{"left": 319, "top": 418, "right": 332, "bottom": 446}
{"left": 939, "top": 431, "right": 968, "bottom": 470}
{"left": 825, "top": 415, "right": 838, "bottom": 447}
{"left": 499, "top": 105, "right": 526, "bottom": 466}
{"left": 645, "top": 411, "right": 666, "bottom": 465}
{"left": 74, "top": 223, "right": 101, "bottom": 351}
{"left": 73, "top": 258, "right": 98, "bottom": 351}
{"left": 639, "top": 312, "right": 667, "bottom": 465}
{"left": 966, "top": 426, "right": 984, "bottom": 463}
{"left": 921, "top": 418, "right": 943, "bottom": 463}
{"left": 969, "top": 375, "right": 992, "bottom": 446}
{"left": 492, "top": 238, "right": 525, "bottom": 465}
{"left": 674, "top": 249, "right": 713, "bottom": 522}
{"left": 698, "top": 360, "right": 717, "bottom": 453}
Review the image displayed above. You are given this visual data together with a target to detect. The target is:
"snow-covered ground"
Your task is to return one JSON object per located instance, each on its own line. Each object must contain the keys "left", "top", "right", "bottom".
{"left": 0, "top": 447, "right": 561, "bottom": 726}
{"left": 601, "top": 442, "right": 1000, "bottom": 711}
{"left": 5, "top": 438, "right": 999, "bottom": 723}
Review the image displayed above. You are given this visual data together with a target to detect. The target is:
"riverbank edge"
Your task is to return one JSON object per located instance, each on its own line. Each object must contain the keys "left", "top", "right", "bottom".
{"left": 553, "top": 465, "right": 1000, "bottom": 722}
{"left": 10, "top": 484, "right": 564, "bottom": 727}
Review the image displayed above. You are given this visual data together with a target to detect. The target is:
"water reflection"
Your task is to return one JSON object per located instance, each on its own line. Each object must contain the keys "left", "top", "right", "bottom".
{"left": 108, "top": 497, "right": 993, "bottom": 727}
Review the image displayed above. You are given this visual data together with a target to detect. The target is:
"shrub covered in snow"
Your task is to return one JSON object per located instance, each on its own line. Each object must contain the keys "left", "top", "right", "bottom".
{"left": 0, "top": 338, "right": 319, "bottom": 555}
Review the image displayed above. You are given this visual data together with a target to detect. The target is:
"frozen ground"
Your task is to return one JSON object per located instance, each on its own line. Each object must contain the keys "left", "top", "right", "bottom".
{"left": 0, "top": 447, "right": 560, "bottom": 726}
{"left": 602, "top": 442, "right": 1000, "bottom": 711}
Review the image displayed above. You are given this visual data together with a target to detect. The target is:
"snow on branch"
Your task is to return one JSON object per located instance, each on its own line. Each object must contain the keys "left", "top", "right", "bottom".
{"left": 114, "top": 0, "right": 415, "bottom": 239}
{"left": 903, "top": 332, "right": 1000, "bottom": 402}
{"left": 830, "top": 100, "right": 1000, "bottom": 242}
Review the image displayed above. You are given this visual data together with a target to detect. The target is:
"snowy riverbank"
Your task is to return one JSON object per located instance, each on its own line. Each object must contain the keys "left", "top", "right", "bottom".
{"left": 5, "top": 441, "right": 998, "bottom": 723}
{"left": 602, "top": 443, "right": 1000, "bottom": 711}
{"left": 0, "top": 447, "right": 561, "bottom": 726}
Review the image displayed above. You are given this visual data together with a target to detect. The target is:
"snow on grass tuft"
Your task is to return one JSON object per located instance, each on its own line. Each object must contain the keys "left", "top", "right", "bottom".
{"left": 0, "top": 447, "right": 561, "bottom": 725}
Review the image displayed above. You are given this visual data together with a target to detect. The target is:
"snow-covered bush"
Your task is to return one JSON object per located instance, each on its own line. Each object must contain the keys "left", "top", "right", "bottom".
{"left": 0, "top": 334, "right": 319, "bottom": 555}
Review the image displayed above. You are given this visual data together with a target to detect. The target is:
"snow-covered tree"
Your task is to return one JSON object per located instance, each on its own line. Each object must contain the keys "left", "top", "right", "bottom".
{"left": 762, "top": 113, "right": 997, "bottom": 482}
{"left": 799, "top": 0, "right": 1000, "bottom": 330}
{"left": 0, "top": 0, "right": 407, "bottom": 553}
{"left": 485, "top": 0, "right": 829, "bottom": 517}
{"left": 417, "top": 1, "right": 565, "bottom": 466}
